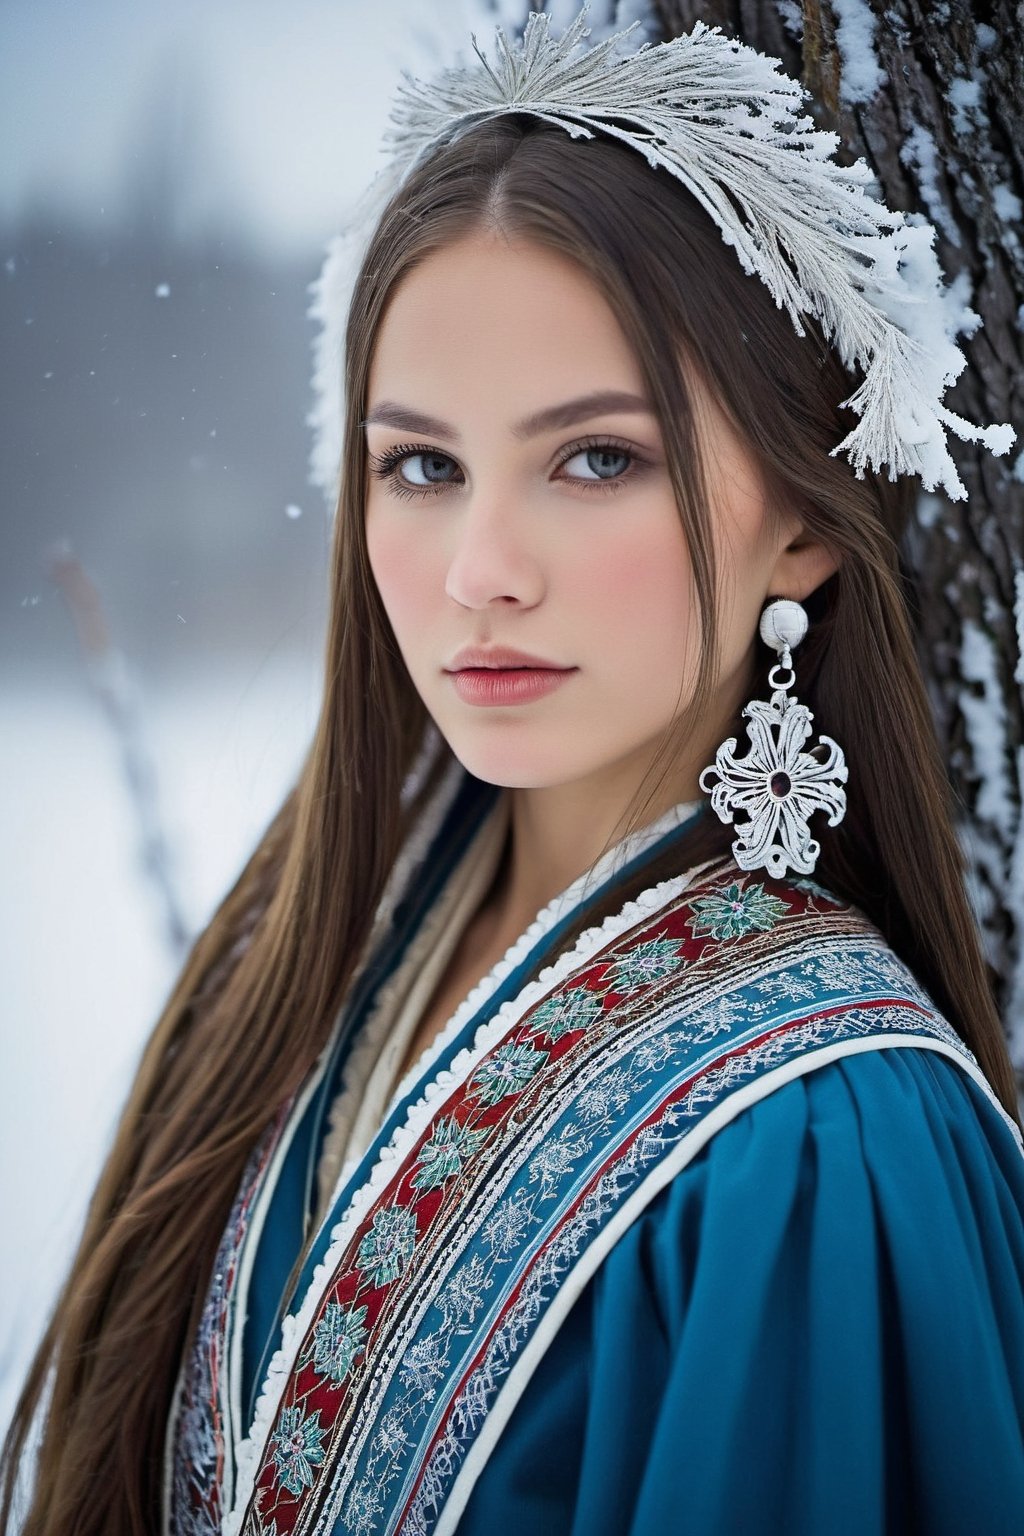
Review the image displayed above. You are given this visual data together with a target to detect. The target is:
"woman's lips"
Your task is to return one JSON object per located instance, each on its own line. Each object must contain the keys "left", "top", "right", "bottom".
{"left": 448, "top": 667, "right": 576, "bottom": 707}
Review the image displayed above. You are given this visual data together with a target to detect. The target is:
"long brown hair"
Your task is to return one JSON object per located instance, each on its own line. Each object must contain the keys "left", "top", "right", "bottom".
{"left": 4, "top": 115, "right": 1019, "bottom": 1534}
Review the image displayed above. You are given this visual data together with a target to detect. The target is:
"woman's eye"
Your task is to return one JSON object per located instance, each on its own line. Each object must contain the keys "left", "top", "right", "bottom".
{"left": 367, "top": 444, "right": 464, "bottom": 499}
{"left": 561, "top": 446, "right": 632, "bottom": 481}
{"left": 398, "top": 451, "right": 461, "bottom": 487}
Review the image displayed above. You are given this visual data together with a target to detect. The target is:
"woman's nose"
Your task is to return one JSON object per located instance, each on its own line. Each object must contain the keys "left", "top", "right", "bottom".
{"left": 444, "top": 492, "right": 545, "bottom": 610}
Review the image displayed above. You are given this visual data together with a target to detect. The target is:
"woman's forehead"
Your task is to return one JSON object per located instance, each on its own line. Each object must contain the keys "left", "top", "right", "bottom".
{"left": 366, "top": 234, "right": 652, "bottom": 424}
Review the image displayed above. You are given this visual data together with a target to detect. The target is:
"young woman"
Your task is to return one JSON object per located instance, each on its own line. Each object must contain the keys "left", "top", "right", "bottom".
{"left": 5, "top": 11, "right": 1023, "bottom": 1535}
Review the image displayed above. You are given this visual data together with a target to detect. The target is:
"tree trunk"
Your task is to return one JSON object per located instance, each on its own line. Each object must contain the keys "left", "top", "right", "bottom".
{"left": 646, "top": 0, "right": 1024, "bottom": 1073}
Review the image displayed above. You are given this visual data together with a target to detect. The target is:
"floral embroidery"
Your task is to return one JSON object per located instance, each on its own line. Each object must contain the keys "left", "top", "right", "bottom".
{"left": 250, "top": 1493, "right": 280, "bottom": 1536}
{"left": 434, "top": 1252, "right": 491, "bottom": 1331}
{"left": 754, "top": 968, "right": 817, "bottom": 1002}
{"left": 411, "top": 1114, "right": 489, "bottom": 1191}
{"left": 692, "top": 993, "right": 755, "bottom": 1042}
{"left": 302, "top": 1301, "right": 368, "bottom": 1386}
{"left": 633, "top": 1034, "right": 678, "bottom": 1071}
{"left": 179, "top": 1395, "right": 218, "bottom": 1478}
{"left": 575, "top": 1065, "right": 637, "bottom": 1128}
{"left": 481, "top": 1193, "right": 533, "bottom": 1257}
{"left": 526, "top": 987, "right": 603, "bottom": 1043}
{"left": 809, "top": 949, "right": 876, "bottom": 993}
{"left": 269, "top": 1406, "right": 326, "bottom": 1497}
{"left": 356, "top": 1203, "right": 418, "bottom": 1287}
{"left": 171, "top": 1109, "right": 288, "bottom": 1535}
{"left": 369, "top": 1406, "right": 411, "bottom": 1463}
{"left": 687, "top": 880, "right": 789, "bottom": 941}
{"left": 605, "top": 938, "right": 684, "bottom": 991}
{"left": 469, "top": 1041, "right": 548, "bottom": 1106}
{"left": 528, "top": 1127, "right": 588, "bottom": 1193}
{"left": 342, "top": 1475, "right": 385, "bottom": 1536}
{"left": 399, "top": 1333, "right": 448, "bottom": 1396}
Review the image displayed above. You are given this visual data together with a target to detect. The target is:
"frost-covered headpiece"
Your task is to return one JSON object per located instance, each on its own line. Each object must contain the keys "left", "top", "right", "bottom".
{"left": 309, "top": 3, "right": 1014, "bottom": 505}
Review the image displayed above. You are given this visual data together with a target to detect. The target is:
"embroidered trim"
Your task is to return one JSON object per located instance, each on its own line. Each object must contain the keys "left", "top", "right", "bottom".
{"left": 313, "top": 791, "right": 706, "bottom": 1224}
{"left": 226, "top": 851, "right": 723, "bottom": 1535}
{"left": 168, "top": 1108, "right": 290, "bottom": 1534}
{"left": 165, "top": 752, "right": 465, "bottom": 1533}
{"left": 433, "top": 1026, "right": 1010, "bottom": 1534}
{"left": 169, "top": 769, "right": 1021, "bottom": 1536}
{"left": 220, "top": 871, "right": 990, "bottom": 1535}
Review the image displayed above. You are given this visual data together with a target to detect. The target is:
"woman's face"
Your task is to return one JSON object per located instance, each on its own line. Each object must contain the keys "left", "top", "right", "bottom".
{"left": 364, "top": 231, "right": 813, "bottom": 801}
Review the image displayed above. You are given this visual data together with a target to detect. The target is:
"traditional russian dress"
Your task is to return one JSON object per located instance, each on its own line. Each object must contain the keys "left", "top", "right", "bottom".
{"left": 165, "top": 752, "right": 1024, "bottom": 1535}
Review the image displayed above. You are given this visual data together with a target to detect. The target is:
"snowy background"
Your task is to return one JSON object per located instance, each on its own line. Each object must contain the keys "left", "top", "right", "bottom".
{"left": 0, "top": 0, "right": 531, "bottom": 1436}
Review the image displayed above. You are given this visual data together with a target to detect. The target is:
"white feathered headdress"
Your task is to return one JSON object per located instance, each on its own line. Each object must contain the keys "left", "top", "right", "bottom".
{"left": 308, "top": 4, "right": 1014, "bottom": 506}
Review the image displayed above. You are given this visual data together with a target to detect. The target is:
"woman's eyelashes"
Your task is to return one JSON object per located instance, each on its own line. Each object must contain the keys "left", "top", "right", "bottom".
{"left": 366, "top": 435, "right": 648, "bottom": 500}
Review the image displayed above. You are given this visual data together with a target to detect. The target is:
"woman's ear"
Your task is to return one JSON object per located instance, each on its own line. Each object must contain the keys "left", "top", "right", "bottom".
{"left": 767, "top": 513, "right": 842, "bottom": 604}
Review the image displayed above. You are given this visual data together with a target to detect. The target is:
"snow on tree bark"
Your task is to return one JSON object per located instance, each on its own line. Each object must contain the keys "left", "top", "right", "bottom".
{"left": 639, "top": 0, "right": 1024, "bottom": 1076}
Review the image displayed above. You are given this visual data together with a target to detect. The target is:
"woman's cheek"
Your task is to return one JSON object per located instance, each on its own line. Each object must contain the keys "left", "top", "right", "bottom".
{"left": 572, "top": 520, "right": 691, "bottom": 644}
{"left": 366, "top": 515, "right": 437, "bottom": 634}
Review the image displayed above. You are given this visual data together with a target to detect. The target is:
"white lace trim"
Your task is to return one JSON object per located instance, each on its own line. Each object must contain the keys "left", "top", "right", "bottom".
{"left": 312, "top": 793, "right": 511, "bottom": 1223}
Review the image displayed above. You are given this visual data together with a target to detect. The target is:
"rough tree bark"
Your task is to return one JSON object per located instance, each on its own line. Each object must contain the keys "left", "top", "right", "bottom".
{"left": 559, "top": 0, "right": 1023, "bottom": 1070}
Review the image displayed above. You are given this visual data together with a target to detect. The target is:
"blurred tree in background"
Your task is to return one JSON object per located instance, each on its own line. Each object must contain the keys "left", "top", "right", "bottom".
{"left": 563, "top": 0, "right": 1023, "bottom": 1074}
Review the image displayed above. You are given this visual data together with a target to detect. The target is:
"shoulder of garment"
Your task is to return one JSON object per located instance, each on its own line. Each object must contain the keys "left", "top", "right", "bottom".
{"left": 457, "top": 1042, "right": 1024, "bottom": 1536}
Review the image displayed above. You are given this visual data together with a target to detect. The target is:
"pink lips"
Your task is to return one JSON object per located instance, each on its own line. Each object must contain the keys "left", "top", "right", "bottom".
{"left": 446, "top": 644, "right": 570, "bottom": 672}
{"left": 449, "top": 667, "right": 575, "bottom": 706}
{"left": 444, "top": 643, "right": 577, "bottom": 707}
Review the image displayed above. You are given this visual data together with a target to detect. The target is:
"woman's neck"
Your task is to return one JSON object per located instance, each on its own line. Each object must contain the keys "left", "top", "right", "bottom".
{"left": 482, "top": 777, "right": 703, "bottom": 946}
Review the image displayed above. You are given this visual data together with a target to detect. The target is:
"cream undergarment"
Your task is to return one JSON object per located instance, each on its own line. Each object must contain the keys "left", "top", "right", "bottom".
{"left": 312, "top": 790, "right": 512, "bottom": 1227}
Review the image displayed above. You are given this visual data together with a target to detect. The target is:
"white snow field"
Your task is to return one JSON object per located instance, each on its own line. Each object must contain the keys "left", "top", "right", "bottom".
{"left": 0, "top": 654, "right": 320, "bottom": 1434}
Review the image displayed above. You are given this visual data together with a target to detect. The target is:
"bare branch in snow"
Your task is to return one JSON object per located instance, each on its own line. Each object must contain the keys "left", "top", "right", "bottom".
{"left": 47, "top": 544, "right": 191, "bottom": 961}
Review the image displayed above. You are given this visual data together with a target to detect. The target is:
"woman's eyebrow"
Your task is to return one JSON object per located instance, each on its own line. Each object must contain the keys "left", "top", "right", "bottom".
{"left": 360, "top": 390, "right": 655, "bottom": 443}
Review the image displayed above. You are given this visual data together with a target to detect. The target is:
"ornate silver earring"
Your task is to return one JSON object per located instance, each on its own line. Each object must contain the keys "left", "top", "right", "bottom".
{"left": 698, "top": 598, "right": 848, "bottom": 879}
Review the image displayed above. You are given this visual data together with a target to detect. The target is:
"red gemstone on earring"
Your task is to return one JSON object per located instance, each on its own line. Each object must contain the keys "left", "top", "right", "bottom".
{"left": 770, "top": 772, "right": 792, "bottom": 797}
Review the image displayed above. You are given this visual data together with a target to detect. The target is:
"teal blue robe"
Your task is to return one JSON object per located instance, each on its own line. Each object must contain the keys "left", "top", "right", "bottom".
{"left": 458, "top": 1043, "right": 1024, "bottom": 1533}
{"left": 167, "top": 766, "right": 1024, "bottom": 1534}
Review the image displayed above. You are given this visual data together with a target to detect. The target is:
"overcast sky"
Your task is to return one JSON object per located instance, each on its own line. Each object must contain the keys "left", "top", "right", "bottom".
{"left": 0, "top": 0, "right": 529, "bottom": 257}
